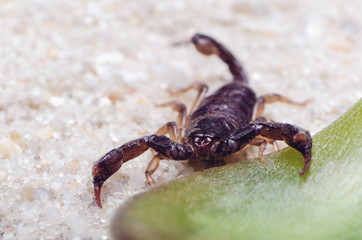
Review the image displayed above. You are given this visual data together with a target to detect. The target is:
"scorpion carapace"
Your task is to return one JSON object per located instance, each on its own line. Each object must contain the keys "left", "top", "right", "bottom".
{"left": 92, "top": 33, "right": 313, "bottom": 208}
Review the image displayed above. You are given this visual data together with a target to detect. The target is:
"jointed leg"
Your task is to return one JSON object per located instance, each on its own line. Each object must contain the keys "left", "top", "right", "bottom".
{"left": 148, "top": 99, "right": 195, "bottom": 186}
{"left": 166, "top": 83, "right": 208, "bottom": 128}
{"left": 272, "top": 141, "right": 279, "bottom": 152}
{"left": 148, "top": 120, "right": 179, "bottom": 186}
{"left": 156, "top": 101, "right": 187, "bottom": 141}
{"left": 167, "top": 83, "right": 208, "bottom": 114}
{"left": 157, "top": 101, "right": 187, "bottom": 128}
{"left": 249, "top": 138, "right": 268, "bottom": 163}
{"left": 155, "top": 121, "right": 178, "bottom": 141}
{"left": 145, "top": 154, "right": 162, "bottom": 186}
{"left": 254, "top": 93, "right": 309, "bottom": 119}
{"left": 249, "top": 137, "right": 279, "bottom": 163}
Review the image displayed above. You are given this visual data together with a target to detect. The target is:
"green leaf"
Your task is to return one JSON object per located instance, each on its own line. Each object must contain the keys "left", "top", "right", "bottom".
{"left": 112, "top": 99, "right": 362, "bottom": 240}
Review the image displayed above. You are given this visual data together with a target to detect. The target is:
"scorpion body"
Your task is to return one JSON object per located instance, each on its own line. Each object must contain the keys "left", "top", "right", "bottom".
{"left": 92, "top": 34, "right": 312, "bottom": 208}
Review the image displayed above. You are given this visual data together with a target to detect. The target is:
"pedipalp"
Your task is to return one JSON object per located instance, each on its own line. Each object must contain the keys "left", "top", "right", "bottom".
{"left": 92, "top": 135, "right": 193, "bottom": 207}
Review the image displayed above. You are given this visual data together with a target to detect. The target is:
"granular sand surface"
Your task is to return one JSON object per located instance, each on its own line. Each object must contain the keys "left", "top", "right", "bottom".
{"left": 0, "top": 0, "right": 361, "bottom": 239}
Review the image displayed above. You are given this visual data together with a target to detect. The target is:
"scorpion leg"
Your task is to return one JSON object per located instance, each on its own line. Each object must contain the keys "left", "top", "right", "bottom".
{"left": 250, "top": 139, "right": 268, "bottom": 163}
{"left": 92, "top": 135, "right": 193, "bottom": 207}
{"left": 147, "top": 121, "right": 178, "bottom": 186}
{"left": 272, "top": 141, "right": 279, "bottom": 152}
{"left": 249, "top": 138, "right": 276, "bottom": 163}
{"left": 156, "top": 101, "right": 187, "bottom": 141}
{"left": 253, "top": 93, "right": 309, "bottom": 119}
{"left": 168, "top": 83, "right": 208, "bottom": 114}
{"left": 167, "top": 83, "right": 208, "bottom": 128}
{"left": 146, "top": 102, "right": 188, "bottom": 185}
{"left": 145, "top": 154, "right": 161, "bottom": 186}
{"left": 154, "top": 121, "right": 178, "bottom": 142}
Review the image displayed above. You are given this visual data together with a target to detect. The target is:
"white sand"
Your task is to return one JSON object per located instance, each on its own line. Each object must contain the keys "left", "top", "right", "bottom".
{"left": 0, "top": 0, "right": 361, "bottom": 239}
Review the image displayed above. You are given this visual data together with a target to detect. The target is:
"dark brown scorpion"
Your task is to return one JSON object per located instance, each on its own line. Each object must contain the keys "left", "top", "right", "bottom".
{"left": 92, "top": 33, "right": 312, "bottom": 208}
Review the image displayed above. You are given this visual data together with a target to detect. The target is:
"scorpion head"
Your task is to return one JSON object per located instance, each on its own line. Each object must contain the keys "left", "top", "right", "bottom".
{"left": 188, "top": 133, "right": 220, "bottom": 159}
{"left": 186, "top": 117, "right": 236, "bottom": 159}
{"left": 193, "top": 135, "right": 213, "bottom": 148}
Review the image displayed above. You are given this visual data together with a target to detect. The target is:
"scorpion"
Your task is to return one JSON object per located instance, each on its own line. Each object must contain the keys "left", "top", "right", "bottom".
{"left": 92, "top": 33, "right": 312, "bottom": 208}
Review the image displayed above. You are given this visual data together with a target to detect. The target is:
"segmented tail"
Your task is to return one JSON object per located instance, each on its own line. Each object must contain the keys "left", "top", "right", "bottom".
{"left": 192, "top": 33, "right": 248, "bottom": 85}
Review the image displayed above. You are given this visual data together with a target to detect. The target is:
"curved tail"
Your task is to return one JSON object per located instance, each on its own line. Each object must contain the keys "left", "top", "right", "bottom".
{"left": 192, "top": 33, "right": 248, "bottom": 85}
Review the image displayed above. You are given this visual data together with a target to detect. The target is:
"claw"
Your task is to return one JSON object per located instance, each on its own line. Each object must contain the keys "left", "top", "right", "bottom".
{"left": 93, "top": 179, "right": 105, "bottom": 208}
{"left": 299, "top": 159, "right": 311, "bottom": 176}
{"left": 298, "top": 145, "right": 312, "bottom": 176}
{"left": 91, "top": 136, "right": 183, "bottom": 208}
{"left": 293, "top": 132, "right": 312, "bottom": 176}
{"left": 92, "top": 148, "right": 125, "bottom": 208}
{"left": 92, "top": 163, "right": 107, "bottom": 208}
